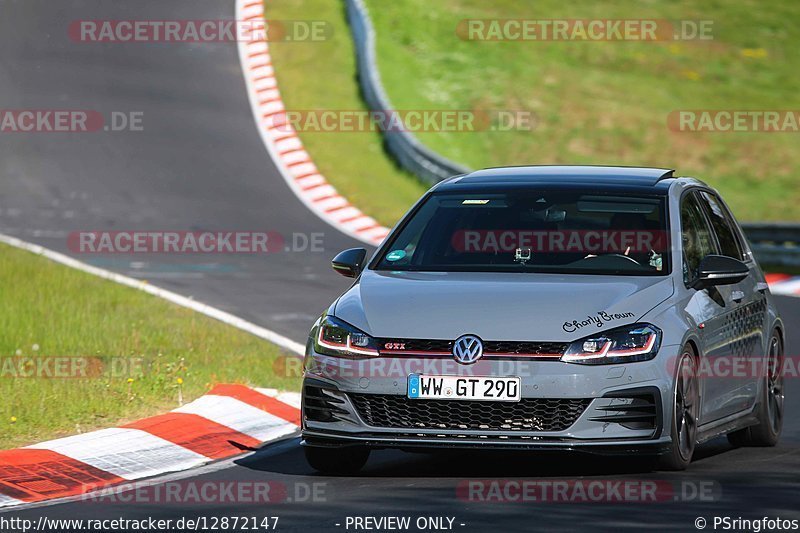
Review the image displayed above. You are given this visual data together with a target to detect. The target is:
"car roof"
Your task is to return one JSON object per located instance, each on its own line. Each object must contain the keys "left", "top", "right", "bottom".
{"left": 435, "top": 165, "right": 677, "bottom": 194}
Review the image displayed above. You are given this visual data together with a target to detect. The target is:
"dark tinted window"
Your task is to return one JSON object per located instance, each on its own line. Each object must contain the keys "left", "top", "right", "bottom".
{"left": 374, "top": 191, "right": 670, "bottom": 276}
{"left": 680, "top": 192, "right": 718, "bottom": 284}
{"left": 697, "top": 191, "right": 744, "bottom": 260}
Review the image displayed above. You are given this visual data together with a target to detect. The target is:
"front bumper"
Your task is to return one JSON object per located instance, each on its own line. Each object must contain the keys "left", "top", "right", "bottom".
{"left": 301, "top": 431, "right": 673, "bottom": 456}
{"left": 301, "top": 345, "right": 681, "bottom": 455}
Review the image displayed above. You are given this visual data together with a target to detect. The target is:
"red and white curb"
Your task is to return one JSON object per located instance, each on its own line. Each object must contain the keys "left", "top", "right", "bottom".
{"left": 236, "top": 0, "right": 391, "bottom": 247}
{"left": 0, "top": 385, "right": 300, "bottom": 508}
{"left": 767, "top": 273, "right": 800, "bottom": 297}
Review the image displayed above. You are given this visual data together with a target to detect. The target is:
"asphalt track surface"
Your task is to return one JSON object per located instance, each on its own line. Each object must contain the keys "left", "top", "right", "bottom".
{"left": 1, "top": 1, "right": 799, "bottom": 531}
{"left": 0, "top": 0, "right": 364, "bottom": 344}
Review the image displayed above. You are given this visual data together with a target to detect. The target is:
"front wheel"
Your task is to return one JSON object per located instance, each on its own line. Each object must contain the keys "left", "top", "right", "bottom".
{"left": 728, "top": 331, "right": 784, "bottom": 447}
{"left": 304, "top": 445, "right": 370, "bottom": 475}
{"left": 657, "top": 347, "right": 699, "bottom": 471}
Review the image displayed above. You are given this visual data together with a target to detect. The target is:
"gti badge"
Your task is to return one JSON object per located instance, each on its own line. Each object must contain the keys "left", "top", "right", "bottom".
{"left": 452, "top": 334, "right": 484, "bottom": 365}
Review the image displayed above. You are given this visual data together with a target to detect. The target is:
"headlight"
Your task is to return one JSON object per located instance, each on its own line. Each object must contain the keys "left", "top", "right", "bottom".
{"left": 561, "top": 323, "right": 661, "bottom": 365}
{"left": 314, "top": 316, "right": 380, "bottom": 358}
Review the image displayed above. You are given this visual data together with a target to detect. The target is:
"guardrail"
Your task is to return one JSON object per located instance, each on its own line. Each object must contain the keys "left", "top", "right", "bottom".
{"left": 345, "top": 0, "right": 469, "bottom": 184}
{"left": 344, "top": 1, "right": 800, "bottom": 268}
{"left": 742, "top": 223, "right": 800, "bottom": 268}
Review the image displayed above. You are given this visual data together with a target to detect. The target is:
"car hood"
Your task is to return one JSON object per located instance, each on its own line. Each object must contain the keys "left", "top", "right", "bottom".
{"left": 334, "top": 270, "right": 674, "bottom": 342}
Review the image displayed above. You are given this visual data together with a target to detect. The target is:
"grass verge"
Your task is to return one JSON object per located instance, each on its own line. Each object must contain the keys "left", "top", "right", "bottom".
{"left": 364, "top": 0, "right": 800, "bottom": 222}
{"left": 268, "top": 0, "right": 799, "bottom": 223}
{"left": 267, "top": 0, "right": 427, "bottom": 227}
{"left": 0, "top": 243, "right": 299, "bottom": 449}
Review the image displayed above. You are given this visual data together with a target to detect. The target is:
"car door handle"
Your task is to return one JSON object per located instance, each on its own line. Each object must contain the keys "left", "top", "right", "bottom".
{"left": 756, "top": 282, "right": 769, "bottom": 293}
{"left": 731, "top": 290, "right": 745, "bottom": 303}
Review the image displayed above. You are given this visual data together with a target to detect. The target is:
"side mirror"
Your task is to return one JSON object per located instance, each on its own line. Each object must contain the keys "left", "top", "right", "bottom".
{"left": 331, "top": 248, "right": 367, "bottom": 278}
{"left": 693, "top": 254, "right": 749, "bottom": 289}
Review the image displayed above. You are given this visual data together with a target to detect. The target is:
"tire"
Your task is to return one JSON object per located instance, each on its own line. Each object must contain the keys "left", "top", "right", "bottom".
{"left": 304, "top": 445, "right": 370, "bottom": 475}
{"left": 657, "top": 346, "right": 699, "bottom": 471}
{"left": 727, "top": 331, "right": 784, "bottom": 447}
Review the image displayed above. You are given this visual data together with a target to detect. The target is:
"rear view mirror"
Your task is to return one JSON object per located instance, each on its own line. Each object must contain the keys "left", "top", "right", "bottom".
{"left": 693, "top": 255, "right": 749, "bottom": 289}
{"left": 331, "top": 248, "right": 367, "bottom": 278}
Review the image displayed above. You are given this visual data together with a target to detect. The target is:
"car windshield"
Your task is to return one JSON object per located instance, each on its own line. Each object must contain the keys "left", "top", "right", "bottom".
{"left": 373, "top": 190, "right": 670, "bottom": 275}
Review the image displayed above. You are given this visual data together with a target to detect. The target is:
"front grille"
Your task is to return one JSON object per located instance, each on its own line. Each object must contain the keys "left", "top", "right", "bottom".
{"left": 349, "top": 393, "right": 591, "bottom": 432}
{"left": 378, "top": 338, "right": 568, "bottom": 358}
{"left": 484, "top": 340, "right": 567, "bottom": 356}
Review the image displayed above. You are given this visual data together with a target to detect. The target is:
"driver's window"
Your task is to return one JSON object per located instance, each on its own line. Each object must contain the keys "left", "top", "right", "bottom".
{"left": 680, "top": 192, "right": 719, "bottom": 285}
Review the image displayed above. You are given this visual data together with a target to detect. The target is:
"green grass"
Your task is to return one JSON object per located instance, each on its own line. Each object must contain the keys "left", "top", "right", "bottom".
{"left": 268, "top": 0, "right": 799, "bottom": 224}
{"left": 267, "top": 0, "right": 426, "bottom": 226}
{"left": 0, "top": 244, "right": 299, "bottom": 449}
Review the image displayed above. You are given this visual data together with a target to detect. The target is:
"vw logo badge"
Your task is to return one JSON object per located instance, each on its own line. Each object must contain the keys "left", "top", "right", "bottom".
{"left": 452, "top": 334, "right": 483, "bottom": 365}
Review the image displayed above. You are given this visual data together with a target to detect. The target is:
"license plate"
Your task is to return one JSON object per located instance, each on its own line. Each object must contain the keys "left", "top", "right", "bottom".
{"left": 407, "top": 374, "right": 521, "bottom": 402}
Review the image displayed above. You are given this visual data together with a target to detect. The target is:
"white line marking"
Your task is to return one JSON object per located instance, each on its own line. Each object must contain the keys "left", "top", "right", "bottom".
{"left": 235, "top": 0, "right": 390, "bottom": 247}
{"left": 174, "top": 395, "right": 295, "bottom": 441}
{"left": 255, "top": 389, "right": 302, "bottom": 409}
{"left": 770, "top": 278, "right": 800, "bottom": 296}
{"left": 276, "top": 392, "right": 302, "bottom": 409}
{"left": 3, "top": 435, "right": 301, "bottom": 512}
{"left": 0, "top": 233, "right": 305, "bottom": 355}
{"left": 27, "top": 428, "right": 208, "bottom": 480}
{"left": 0, "top": 494, "right": 24, "bottom": 509}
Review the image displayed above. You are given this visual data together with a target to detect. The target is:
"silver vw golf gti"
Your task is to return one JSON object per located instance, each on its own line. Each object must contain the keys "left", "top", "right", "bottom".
{"left": 301, "top": 166, "right": 785, "bottom": 473}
